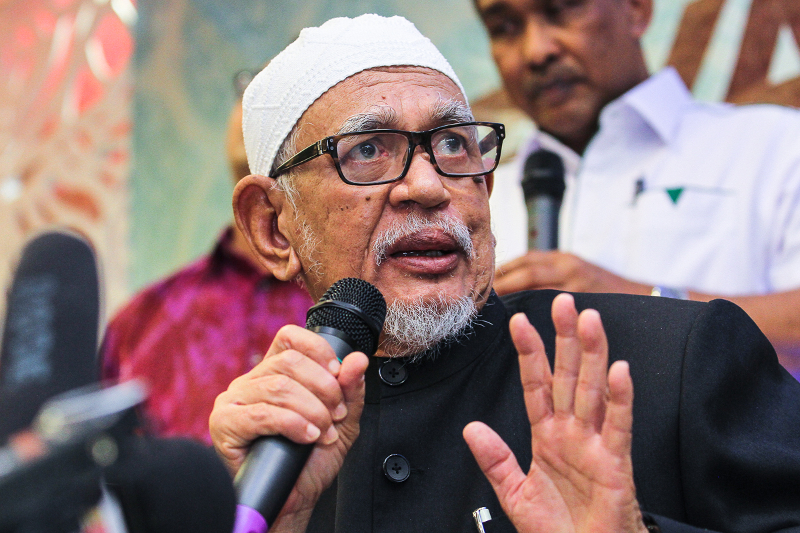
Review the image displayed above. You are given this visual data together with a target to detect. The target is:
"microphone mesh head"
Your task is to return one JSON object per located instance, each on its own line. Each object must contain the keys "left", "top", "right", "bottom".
{"left": 521, "top": 148, "right": 565, "bottom": 200}
{"left": 306, "top": 278, "right": 386, "bottom": 356}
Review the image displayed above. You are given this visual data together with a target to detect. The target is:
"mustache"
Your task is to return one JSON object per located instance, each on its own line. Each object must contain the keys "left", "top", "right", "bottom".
{"left": 372, "top": 212, "right": 474, "bottom": 266}
{"left": 522, "top": 63, "right": 584, "bottom": 99}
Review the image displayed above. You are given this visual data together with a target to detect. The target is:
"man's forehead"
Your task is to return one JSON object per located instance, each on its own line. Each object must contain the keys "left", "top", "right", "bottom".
{"left": 306, "top": 67, "right": 468, "bottom": 133}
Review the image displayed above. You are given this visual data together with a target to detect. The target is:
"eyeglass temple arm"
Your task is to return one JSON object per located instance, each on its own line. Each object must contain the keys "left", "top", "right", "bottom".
{"left": 275, "top": 141, "right": 326, "bottom": 174}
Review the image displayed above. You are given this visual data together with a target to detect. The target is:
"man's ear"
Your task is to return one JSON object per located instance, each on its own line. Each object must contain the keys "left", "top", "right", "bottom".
{"left": 233, "top": 175, "right": 302, "bottom": 281}
{"left": 628, "top": 0, "right": 653, "bottom": 38}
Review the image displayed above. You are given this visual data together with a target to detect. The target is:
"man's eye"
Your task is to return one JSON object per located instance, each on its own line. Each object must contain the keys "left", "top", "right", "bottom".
{"left": 343, "top": 140, "right": 383, "bottom": 162}
{"left": 355, "top": 142, "right": 378, "bottom": 160}
{"left": 486, "top": 17, "right": 521, "bottom": 39}
{"left": 545, "top": 0, "right": 584, "bottom": 21}
{"left": 436, "top": 135, "right": 466, "bottom": 155}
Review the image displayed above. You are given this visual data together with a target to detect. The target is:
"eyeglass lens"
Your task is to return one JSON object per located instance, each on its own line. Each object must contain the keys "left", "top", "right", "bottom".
{"left": 334, "top": 124, "right": 499, "bottom": 184}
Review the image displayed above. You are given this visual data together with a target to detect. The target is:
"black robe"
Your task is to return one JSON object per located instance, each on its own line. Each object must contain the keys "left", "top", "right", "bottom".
{"left": 308, "top": 290, "right": 800, "bottom": 532}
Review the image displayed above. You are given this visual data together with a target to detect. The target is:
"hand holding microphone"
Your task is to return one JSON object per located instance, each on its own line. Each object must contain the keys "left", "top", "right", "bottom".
{"left": 210, "top": 278, "right": 385, "bottom": 533}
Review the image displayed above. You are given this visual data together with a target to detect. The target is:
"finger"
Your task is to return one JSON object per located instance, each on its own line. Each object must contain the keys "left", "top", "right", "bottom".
{"left": 254, "top": 349, "right": 345, "bottom": 414}
{"left": 551, "top": 293, "right": 581, "bottom": 415}
{"left": 601, "top": 360, "right": 634, "bottom": 456}
{"left": 494, "top": 252, "right": 556, "bottom": 294}
{"left": 509, "top": 313, "right": 553, "bottom": 427}
{"left": 463, "top": 421, "right": 528, "bottom": 506}
{"left": 261, "top": 325, "right": 342, "bottom": 376}
{"left": 215, "top": 381, "right": 333, "bottom": 441}
{"left": 240, "top": 373, "right": 341, "bottom": 441}
{"left": 497, "top": 249, "right": 551, "bottom": 272}
{"left": 333, "top": 352, "right": 370, "bottom": 444}
{"left": 210, "top": 399, "right": 324, "bottom": 475}
{"left": 493, "top": 268, "right": 534, "bottom": 294}
{"left": 338, "top": 352, "right": 369, "bottom": 406}
{"left": 573, "top": 308, "right": 610, "bottom": 431}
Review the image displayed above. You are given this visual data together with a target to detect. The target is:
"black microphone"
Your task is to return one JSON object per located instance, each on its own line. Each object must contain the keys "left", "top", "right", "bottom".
{"left": 233, "top": 278, "right": 386, "bottom": 533}
{"left": 521, "top": 149, "right": 565, "bottom": 250}
{"left": 0, "top": 381, "right": 146, "bottom": 533}
{"left": 0, "top": 230, "right": 100, "bottom": 442}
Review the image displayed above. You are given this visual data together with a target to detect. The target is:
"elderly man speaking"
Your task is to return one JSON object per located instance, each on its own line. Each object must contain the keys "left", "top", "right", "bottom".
{"left": 209, "top": 14, "right": 800, "bottom": 533}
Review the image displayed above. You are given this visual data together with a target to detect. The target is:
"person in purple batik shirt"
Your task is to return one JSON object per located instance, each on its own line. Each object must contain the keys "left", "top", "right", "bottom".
{"left": 100, "top": 94, "right": 313, "bottom": 445}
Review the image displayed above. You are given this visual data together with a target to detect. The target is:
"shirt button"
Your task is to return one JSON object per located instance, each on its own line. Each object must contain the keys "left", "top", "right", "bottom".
{"left": 379, "top": 360, "right": 408, "bottom": 386}
{"left": 383, "top": 454, "right": 410, "bottom": 482}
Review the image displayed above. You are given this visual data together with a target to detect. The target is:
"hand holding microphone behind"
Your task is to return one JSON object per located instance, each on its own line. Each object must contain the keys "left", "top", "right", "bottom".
{"left": 494, "top": 251, "right": 651, "bottom": 296}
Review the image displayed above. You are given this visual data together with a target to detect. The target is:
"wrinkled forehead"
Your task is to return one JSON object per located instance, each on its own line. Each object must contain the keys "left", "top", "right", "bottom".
{"left": 300, "top": 67, "right": 472, "bottom": 139}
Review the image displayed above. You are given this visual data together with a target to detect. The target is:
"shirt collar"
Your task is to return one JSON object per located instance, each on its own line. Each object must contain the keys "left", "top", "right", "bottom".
{"left": 367, "top": 291, "right": 508, "bottom": 398}
{"left": 526, "top": 67, "right": 692, "bottom": 159}
{"left": 601, "top": 67, "right": 692, "bottom": 145}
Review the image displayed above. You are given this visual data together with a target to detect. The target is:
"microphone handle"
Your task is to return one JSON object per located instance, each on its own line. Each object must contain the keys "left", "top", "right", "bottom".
{"left": 235, "top": 436, "right": 313, "bottom": 532}
{"left": 233, "top": 327, "right": 356, "bottom": 533}
{"left": 529, "top": 196, "right": 561, "bottom": 250}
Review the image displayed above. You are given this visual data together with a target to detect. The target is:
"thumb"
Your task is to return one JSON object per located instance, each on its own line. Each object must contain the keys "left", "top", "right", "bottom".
{"left": 463, "top": 421, "right": 527, "bottom": 505}
{"left": 335, "top": 352, "right": 369, "bottom": 444}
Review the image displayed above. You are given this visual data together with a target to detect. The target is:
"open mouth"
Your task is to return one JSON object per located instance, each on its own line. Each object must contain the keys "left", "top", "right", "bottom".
{"left": 386, "top": 231, "right": 461, "bottom": 258}
{"left": 380, "top": 230, "right": 465, "bottom": 274}
{"left": 392, "top": 249, "right": 454, "bottom": 258}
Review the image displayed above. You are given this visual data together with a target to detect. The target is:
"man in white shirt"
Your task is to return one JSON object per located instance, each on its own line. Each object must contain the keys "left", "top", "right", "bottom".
{"left": 476, "top": 0, "right": 800, "bottom": 375}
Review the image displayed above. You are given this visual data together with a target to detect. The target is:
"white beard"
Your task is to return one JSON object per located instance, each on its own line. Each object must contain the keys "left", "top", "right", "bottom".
{"left": 380, "top": 293, "right": 477, "bottom": 361}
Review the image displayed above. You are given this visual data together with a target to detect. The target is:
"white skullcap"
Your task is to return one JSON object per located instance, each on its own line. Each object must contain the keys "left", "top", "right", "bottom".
{"left": 242, "top": 14, "right": 467, "bottom": 177}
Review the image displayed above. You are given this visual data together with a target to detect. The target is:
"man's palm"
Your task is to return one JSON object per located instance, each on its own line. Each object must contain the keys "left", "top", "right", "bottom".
{"left": 464, "top": 294, "right": 645, "bottom": 533}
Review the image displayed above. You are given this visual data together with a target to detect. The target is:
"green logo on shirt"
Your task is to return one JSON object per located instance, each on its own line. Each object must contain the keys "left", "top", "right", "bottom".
{"left": 666, "top": 187, "right": 684, "bottom": 204}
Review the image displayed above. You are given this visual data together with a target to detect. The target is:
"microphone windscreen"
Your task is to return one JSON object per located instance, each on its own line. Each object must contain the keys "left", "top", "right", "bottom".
{"left": 521, "top": 149, "right": 565, "bottom": 201}
{"left": 105, "top": 437, "right": 236, "bottom": 533}
{"left": 305, "top": 277, "right": 386, "bottom": 356}
{"left": 0, "top": 231, "right": 100, "bottom": 442}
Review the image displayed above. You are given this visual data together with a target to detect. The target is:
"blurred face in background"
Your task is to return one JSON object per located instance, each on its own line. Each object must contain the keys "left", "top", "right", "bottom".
{"left": 476, "top": 0, "right": 651, "bottom": 153}
{"left": 226, "top": 99, "right": 250, "bottom": 183}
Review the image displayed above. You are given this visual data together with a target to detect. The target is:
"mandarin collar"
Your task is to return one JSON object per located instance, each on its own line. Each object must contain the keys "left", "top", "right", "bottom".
{"left": 365, "top": 291, "right": 508, "bottom": 400}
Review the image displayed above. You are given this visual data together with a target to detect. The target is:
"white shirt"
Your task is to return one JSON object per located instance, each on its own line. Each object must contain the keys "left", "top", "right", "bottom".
{"left": 489, "top": 67, "right": 800, "bottom": 295}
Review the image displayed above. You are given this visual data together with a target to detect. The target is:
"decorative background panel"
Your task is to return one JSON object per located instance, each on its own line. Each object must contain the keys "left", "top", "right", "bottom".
{"left": 0, "top": 0, "right": 135, "bottom": 320}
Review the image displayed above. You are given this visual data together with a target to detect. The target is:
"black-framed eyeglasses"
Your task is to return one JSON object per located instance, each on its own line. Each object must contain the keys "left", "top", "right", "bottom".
{"left": 272, "top": 122, "right": 505, "bottom": 186}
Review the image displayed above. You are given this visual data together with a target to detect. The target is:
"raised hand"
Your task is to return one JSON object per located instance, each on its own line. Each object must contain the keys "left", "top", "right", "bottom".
{"left": 209, "top": 324, "right": 369, "bottom": 531}
{"left": 463, "top": 293, "right": 646, "bottom": 533}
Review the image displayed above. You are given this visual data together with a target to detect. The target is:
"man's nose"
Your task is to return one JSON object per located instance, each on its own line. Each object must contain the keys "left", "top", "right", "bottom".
{"left": 522, "top": 16, "right": 560, "bottom": 68}
{"left": 389, "top": 147, "right": 451, "bottom": 209}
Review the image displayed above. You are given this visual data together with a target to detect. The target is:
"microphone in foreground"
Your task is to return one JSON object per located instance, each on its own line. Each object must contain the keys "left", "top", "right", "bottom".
{"left": 521, "top": 149, "right": 565, "bottom": 251}
{"left": 233, "top": 278, "right": 386, "bottom": 533}
{"left": 105, "top": 436, "right": 237, "bottom": 533}
{"left": 0, "top": 381, "right": 145, "bottom": 533}
{"left": 0, "top": 230, "right": 100, "bottom": 442}
{"left": 0, "top": 381, "right": 238, "bottom": 533}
